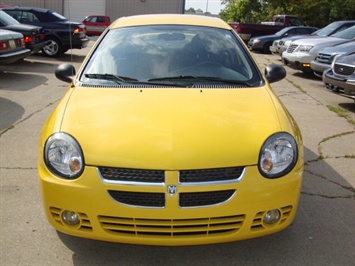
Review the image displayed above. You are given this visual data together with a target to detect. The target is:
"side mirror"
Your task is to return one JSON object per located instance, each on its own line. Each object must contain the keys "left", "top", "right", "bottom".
{"left": 265, "top": 64, "right": 286, "bottom": 83}
{"left": 55, "top": 63, "right": 76, "bottom": 83}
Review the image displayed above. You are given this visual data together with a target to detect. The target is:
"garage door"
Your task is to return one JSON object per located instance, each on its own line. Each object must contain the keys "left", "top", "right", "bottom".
{"left": 63, "top": 0, "right": 106, "bottom": 22}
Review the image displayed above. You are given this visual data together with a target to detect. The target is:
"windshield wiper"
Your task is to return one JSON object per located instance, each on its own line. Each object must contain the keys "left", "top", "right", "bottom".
{"left": 148, "top": 76, "right": 253, "bottom": 87}
{"left": 85, "top": 73, "right": 138, "bottom": 84}
{"left": 84, "top": 73, "right": 188, "bottom": 87}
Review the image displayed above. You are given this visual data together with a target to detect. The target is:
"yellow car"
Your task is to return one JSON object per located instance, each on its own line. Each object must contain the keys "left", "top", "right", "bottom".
{"left": 38, "top": 14, "right": 303, "bottom": 246}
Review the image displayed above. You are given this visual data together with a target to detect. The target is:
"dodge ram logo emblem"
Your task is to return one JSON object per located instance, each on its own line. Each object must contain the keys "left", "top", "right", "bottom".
{"left": 167, "top": 185, "right": 177, "bottom": 195}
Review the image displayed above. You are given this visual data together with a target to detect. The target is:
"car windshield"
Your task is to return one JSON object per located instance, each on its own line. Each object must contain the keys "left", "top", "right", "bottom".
{"left": 275, "top": 27, "right": 291, "bottom": 36}
{"left": 81, "top": 25, "right": 260, "bottom": 86}
{"left": 0, "top": 10, "right": 19, "bottom": 25}
{"left": 315, "top": 22, "right": 352, "bottom": 36}
{"left": 330, "top": 25, "right": 355, "bottom": 39}
{"left": 50, "top": 11, "right": 67, "bottom": 21}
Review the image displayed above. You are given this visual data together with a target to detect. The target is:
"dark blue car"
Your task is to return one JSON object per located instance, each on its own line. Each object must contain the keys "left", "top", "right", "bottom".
{"left": 2, "top": 6, "right": 89, "bottom": 57}
{"left": 248, "top": 26, "right": 318, "bottom": 54}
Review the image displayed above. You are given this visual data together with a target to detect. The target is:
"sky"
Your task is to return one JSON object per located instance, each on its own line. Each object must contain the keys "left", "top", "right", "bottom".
{"left": 185, "top": 0, "right": 226, "bottom": 14}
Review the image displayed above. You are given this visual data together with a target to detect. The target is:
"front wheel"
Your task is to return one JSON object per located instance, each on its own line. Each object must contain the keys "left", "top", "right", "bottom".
{"left": 263, "top": 42, "right": 272, "bottom": 54}
{"left": 42, "top": 37, "right": 63, "bottom": 57}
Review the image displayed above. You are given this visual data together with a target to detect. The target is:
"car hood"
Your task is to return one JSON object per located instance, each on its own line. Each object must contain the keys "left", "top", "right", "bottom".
{"left": 293, "top": 36, "right": 350, "bottom": 46}
{"left": 318, "top": 40, "right": 355, "bottom": 55}
{"left": 60, "top": 86, "right": 283, "bottom": 170}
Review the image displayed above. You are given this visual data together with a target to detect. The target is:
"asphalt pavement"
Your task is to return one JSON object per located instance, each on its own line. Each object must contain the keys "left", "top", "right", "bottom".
{"left": 0, "top": 40, "right": 354, "bottom": 265}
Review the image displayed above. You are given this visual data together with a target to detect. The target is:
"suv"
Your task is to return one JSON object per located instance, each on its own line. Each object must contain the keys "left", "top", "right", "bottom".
{"left": 0, "top": 10, "right": 46, "bottom": 54}
{"left": 2, "top": 6, "right": 89, "bottom": 57}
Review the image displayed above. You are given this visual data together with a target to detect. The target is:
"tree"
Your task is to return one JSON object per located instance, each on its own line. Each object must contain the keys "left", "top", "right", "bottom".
{"left": 220, "top": 0, "right": 355, "bottom": 27}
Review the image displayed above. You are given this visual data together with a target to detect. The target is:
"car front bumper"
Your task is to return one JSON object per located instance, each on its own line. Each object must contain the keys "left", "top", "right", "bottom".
{"left": 38, "top": 160, "right": 303, "bottom": 246}
{"left": 269, "top": 45, "right": 279, "bottom": 54}
{"left": 310, "top": 60, "right": 331, "bottom": 78}
{"left": 282, "top": 52, "right": 314, "bottom": 73}
{"left": 323, "top": 68, "right": 355, "bottom": 99}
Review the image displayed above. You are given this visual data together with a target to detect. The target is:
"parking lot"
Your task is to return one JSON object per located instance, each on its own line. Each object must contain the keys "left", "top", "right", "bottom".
{"left": 0, "top": 39, "right": 354, "bottom": 265}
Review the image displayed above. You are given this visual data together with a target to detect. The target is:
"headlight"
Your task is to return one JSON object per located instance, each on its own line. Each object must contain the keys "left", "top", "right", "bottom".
{"left": 44, "top": 132, "right": 84, "bottom": 179}
{"left": 253, "top": 39, "right": 261, "bottom": 45}
{"left": 298, "top": 45, "right": 313, "bottom": 53}
{"left": 258, "top": 132, "right": 298, "bottom": 178}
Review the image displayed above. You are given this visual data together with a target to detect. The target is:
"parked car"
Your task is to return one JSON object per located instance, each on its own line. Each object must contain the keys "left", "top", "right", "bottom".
{"left": 2, "top": 6, "right": 89, "bottom": 57}
{"left": 248, "top": 26, "right": 318, "bottom": 54}
{"left": 323, "top": 52, "right": 355, "bottom": 100}
{"left": 82, "top": 15, "right": 111, "bottom": 35}
{"left": 39, "top": 14, "right": 304, "bottom": 246}
{"left": 0, "top": 29, "right": 31, "bottom": 64}
{"left": 0, "top": 10, "right": 46, "bottom": 54}
{"left": 229, "top": 14, "right": 305, "bottom": 42}
{"left": 282, "top": 25, "right": 355, "bottom": 73}
{"left": 310, "top": 40, "right": 355, "bottom": 78}
{"left": 270, "top": 20, "right": 355, "bottom": 56}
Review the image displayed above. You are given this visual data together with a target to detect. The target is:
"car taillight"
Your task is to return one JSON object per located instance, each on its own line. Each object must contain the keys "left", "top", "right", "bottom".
{"left": 19, "top": 38, "right": 25, "bottom": 47}
{"left": 0, "top": 41, "right": 9, "bottom": 50}
{"left": 74, "top": 27, "right": 84, "bottom": 33}
{"left": 236, "top": 25, "right": 241, "bottom": 33}
{"left": 24, "top": 35, "right": 33, "bottom": 44}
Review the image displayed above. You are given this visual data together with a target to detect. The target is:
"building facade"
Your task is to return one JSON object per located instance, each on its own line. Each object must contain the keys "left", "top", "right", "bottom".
{"left": 1, "top": 0, "right": 185, "bottom": 22}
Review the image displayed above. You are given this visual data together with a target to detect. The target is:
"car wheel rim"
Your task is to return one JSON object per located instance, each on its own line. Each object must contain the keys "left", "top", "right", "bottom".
{"left": 44, "top": 40, "right": 59, "bottom": 56}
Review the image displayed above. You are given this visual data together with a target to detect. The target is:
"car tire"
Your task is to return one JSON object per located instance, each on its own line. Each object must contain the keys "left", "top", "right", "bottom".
{"left": 263, "top": 42, "right": 272, "bottom": 54}
{"left": 42, "top": 37, "right": 63, "bottom": 57}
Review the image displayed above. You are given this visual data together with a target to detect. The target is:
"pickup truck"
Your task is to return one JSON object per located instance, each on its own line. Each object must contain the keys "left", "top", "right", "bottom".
{"left": 229, "top": 15, "right": 305, "bottom": 42}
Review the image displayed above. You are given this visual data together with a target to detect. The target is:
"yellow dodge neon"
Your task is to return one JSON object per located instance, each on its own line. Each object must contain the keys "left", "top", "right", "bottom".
{"left": 38, "top": 14, "right": 303, "bottom": 246}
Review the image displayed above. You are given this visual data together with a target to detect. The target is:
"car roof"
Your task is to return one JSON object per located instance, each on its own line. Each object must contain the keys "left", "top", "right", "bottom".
{"left": 110, "top": 14, "right": 231, "bottom": 30}
{"left": 2, "top": 6, "right": 51, "bottom": 13}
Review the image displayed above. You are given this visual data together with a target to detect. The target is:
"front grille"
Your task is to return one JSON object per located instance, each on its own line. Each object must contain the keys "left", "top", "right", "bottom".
{"left": 98, "top": 214, "right": 245, "bottom": 237}
{"left": 180, "top": 190, "right": 235, "bottom": 207}
{"left": 180, "top": 167, "right": 244, "bottom": 183}
{"left": 108, "top": 190, "right": 236, "bottom": 208}
{"left": 108, "top": 190, "right": 165, "bottom": 207}
{"left": 99, "top": 167, "right": 165, "bottom": 183}
{"left": 333, "top": 63, "right": 355, "bottom": 76}
{"left": 316, "top": 53, "right": 332, "bottom": 64}
{"left": 101, "top": 166, "right": 243, "bottom": 208}
{"left": 286, "top": 44, "right": 297, "bottom": 53}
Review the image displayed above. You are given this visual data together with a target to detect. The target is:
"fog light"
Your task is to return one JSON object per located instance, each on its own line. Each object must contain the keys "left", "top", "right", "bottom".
{"left": 62, "top": 210, "right": 80, "bottom": 225}
{"left": 263, "top": 209, "right": 280, "bottom": 224}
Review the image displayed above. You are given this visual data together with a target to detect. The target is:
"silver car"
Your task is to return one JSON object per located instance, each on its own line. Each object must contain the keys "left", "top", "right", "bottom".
{"left": 323, "top": 52, "right": 355, "bottom": 100}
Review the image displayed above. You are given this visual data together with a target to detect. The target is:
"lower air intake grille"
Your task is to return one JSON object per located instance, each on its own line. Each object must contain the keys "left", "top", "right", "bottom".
{"left": 98, "top": 214, "right": 245, "bottom": 237}
{"left": 251, "top": 205, "right": 293, "bottom": 231}
{"left": 49, "top": 207, "right": 93, "bottom": 232}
